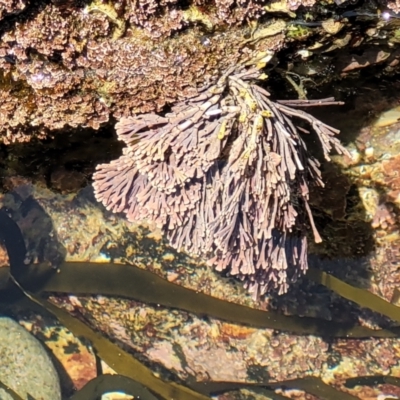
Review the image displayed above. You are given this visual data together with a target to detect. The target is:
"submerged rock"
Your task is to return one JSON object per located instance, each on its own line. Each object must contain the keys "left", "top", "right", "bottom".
{"left": 0, "top": 316, "right": 61, "bottom": 400}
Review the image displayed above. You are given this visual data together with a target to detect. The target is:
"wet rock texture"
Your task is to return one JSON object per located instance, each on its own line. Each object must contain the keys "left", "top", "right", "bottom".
{"left": 2, "top": 1, "right": 400, "bottom": 399}
{"left": 0, "top": 0, "right": 287, "bottom": 143}
{"left": 332, "top": 99, "right": 400, "bottom": 305}
{"left": 0, "top": 78, "right": 399, "bottom": 398}
{"left": 0, "top": 316, "right": 61, "bottom": 400}
{"left": 1, "top": 0, "right": 400, "bottom": 145}
{"left": 0, "top": 165, "right": 400, "bottom": 400}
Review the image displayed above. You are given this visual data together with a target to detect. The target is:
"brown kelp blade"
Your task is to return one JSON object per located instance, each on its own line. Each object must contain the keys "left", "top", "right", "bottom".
{"left": 307, "top": 267, "right": 400, "bottom": 324}
{"left": 7, "top": 286, "right": 361, "bottom": 400}
{"left": 69, "top": 374, "right": 159, "bottom": 400}
{"left": 17, "top": 292, "right": 211, "bottom": 400}
{"left": 191, "top": 376, "right": 358, "bottom": 400}
{"left": 71, "top": 374, "right": 361, "bottom": 400}
{"left": 269, "top": 377, "right": 359, "bottom": 400}
{"left": 190, "top": 377, "right": 359, "bottom": 400}
{"left": 345, "top": 375, "right": 400, "bottom": 389}
{"left": 0, "top": 221, "right": 391, "bottom": 400}
{"left": 1, "top": 208, "right": 399, "bottom": 338}
{"left": 1, "top": 205, "right": 398, "bottom": 400}
{"left": 190, "top": 382, "right": 292, "bottom": 399}
{"left": 6, "top": 261, "right": 399, "bottom": 338}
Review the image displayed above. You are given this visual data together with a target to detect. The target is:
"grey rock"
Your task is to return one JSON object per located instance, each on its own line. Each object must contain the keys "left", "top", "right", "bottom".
{"left": 0, "top": 317, "right": 61, "bottom": 400}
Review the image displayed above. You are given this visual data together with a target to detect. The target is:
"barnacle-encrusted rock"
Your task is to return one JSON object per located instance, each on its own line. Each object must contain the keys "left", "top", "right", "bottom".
{"left": 93, "top": 62, "right": 347, "bottom": 296}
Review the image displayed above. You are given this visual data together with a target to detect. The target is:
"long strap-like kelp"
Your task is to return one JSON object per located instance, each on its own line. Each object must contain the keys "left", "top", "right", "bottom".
{"left": 188, "top": 377, "right": 360, "bottom": 399}
{"left": 345, "top": 375, "right": 400, "bottom": 389}
{"left": 0, "top": 209, "right": 209, "bottom": 400}
{"left": 2, "top": 209, "right": 400, "bottom": 399}
{"left": 0, "top": 211, "right": 26, "bottom": 279}
{"left": 306, "top": 267, "right": 400, "bottom": 324}
{"left": 1, "top": 203, "right": 400, "bottom": 339}
{"left": 29, "top": 296, "right": 211, "bottom": 400}
{"left": 0, "top": 262, "right": 398, "bottom": 338}
{"left": 68, "top": 374, "right": 159, "bottom": 400}
{"left": 270, "top": 377, "right": 360, "bottom": 399}
{"left": 12, "top": 291, "right": 362, "bottom": 400}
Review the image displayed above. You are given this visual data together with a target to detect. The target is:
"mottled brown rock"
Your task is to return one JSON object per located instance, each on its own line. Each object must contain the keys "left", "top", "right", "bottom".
{"left": 0, "top": 0, "right": 287, "bottom": 143}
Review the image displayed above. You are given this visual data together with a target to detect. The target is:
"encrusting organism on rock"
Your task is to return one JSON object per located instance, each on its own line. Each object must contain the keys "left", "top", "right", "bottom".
{"left": 93, "top": 59, "right": 348, "bottom": 297}
{"left": 0, "top": 0, "right": 27, "bottom": 21}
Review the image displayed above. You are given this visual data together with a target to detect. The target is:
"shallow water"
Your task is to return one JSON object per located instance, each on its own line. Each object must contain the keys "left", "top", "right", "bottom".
{"left": 2, "top": 2, "right": 400, "bottom": 399}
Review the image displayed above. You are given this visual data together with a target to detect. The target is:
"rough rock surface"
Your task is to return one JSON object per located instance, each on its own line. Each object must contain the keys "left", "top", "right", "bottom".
{"left": 0, "top": 316, "right": 61, "bottom": 400}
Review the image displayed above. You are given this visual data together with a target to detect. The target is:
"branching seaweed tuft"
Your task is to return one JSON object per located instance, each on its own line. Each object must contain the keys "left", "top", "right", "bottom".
{"left": 93, "top": 64, "right": 348, "bottom": 297}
